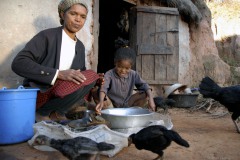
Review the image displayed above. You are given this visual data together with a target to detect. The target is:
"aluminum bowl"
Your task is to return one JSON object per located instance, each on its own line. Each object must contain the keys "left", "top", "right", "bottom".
{"left": 101, "top": 107, "right": 154, "bottom": 129}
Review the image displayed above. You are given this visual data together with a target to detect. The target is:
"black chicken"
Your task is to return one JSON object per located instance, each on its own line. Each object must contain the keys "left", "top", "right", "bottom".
{"left": 199, "top": 76, "right": 240, "bottom": 133}
{"left": 67, "top": 110, "right": 93, "bottom": 129}
{"left": 154, "top": 96, "right": 176, "bottom": 114}
{"left": 128, "top": 125, "right": 190, "bottom": 160}
{"left": 33, "top": 135, "right": 115, "bottom": 160}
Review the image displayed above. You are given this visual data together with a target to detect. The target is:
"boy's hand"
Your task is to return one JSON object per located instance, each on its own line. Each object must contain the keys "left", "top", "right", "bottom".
{"left": 148, "top": 98, "right": 156, "bottom": 111}
{"left": 95, "top": 102, "right": 104, "bottom": 115}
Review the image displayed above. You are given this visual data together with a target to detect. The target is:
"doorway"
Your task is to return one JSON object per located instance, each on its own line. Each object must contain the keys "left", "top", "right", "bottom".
{"left": 97, "top": 0, "right": 134, "bottom": 73}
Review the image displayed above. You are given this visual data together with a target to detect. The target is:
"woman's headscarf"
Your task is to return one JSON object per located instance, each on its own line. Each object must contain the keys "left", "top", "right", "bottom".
{"left": 58, "top": 0, "right": 88, "bottom": 14}
{"left": 58, "top": 0, "right": 88, "bottom": 25}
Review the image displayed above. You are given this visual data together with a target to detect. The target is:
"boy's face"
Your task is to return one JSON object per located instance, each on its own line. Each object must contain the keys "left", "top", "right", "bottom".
{"left": 115, "top": 60, "right": 132, "bottom": 78}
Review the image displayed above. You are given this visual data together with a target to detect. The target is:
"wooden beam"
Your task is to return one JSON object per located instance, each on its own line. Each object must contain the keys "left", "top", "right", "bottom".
{"left": 123, "top": 0, "right": 136, "bottom": 5}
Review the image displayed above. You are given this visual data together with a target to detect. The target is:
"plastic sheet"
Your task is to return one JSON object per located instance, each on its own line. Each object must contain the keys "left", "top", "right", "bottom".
{"left": 28, "top": 113, "right": 173, "bottom": 157}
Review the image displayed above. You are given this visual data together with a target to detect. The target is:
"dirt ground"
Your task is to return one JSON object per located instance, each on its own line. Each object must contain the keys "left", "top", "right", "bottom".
{"left": 1, "top": 107, "right": 240, "bottom": 160}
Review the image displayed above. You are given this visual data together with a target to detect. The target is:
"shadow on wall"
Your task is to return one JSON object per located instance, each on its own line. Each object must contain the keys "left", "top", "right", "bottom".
{"left": 0, "top": 15, "right": 58, "bottom": 88}
{"left": 0, "top": 43, "right": 26, "bottom": 88}
{"left": 215, "top": 34, "right": 240, "bottom": 85}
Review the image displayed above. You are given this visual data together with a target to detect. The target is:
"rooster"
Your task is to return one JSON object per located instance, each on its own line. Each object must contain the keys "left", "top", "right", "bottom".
{"left": 33, "top": 135, "right": 115, "bottom": 160}
{"left": 199, "top": 76, "right": 240, "bottom": 133}
{"left": 128, "top": 125, "right": 190, "bottom": 160}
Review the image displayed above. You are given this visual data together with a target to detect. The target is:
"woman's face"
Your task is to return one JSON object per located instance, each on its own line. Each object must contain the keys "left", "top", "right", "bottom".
{"left": 61, "top": 4, "right": 87, "bottom": 39}
{"left": 115, "top": 59, "right": 132, "bottom": 78}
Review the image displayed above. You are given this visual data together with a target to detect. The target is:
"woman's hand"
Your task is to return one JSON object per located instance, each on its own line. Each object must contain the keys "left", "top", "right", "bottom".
{"left": 58, "top": 69, "right": 86, "bottom": 84}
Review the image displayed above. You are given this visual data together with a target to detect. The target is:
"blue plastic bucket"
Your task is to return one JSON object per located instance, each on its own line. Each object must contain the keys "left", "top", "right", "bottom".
{"left": 0, "top": 86, "right": 39, "bottom": 144}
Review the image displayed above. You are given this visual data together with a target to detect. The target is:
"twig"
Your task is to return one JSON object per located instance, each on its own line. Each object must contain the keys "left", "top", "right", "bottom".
{"left": 206, "top": 99, "right": 214, "bottom": 113}
{"left": 192, "top": 100, "right": 209, "bottom": 111}
{"left": 191, "top": 97, "right": 230, "bottom": 119}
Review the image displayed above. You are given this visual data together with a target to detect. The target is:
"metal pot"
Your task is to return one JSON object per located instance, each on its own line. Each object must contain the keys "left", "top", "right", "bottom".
{"left": 168, "top": 94, "right": 199, "bottom": 108}
{"left": 101, "top": 107, "right": 154, "bottom": 129}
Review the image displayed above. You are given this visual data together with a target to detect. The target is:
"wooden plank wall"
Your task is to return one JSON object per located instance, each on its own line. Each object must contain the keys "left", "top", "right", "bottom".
{"left": 130, "top": 6, "right": 179, "bottom": 85}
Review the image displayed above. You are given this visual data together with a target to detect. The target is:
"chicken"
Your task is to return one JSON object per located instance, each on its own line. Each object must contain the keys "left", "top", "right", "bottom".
{"left": 128, "top": 125, "right": 190, "bottom": 160}
{"left": 153, "top": 96, "right": 176, "bottom": 114}
{"left": 33, "top": 135, "right": 115, "bottom": 160}
{"left": 199, "top": 76, "right": 240, "bottom": 133}
{"left": 67, "top": 110, "right": 93, "bottom": 129}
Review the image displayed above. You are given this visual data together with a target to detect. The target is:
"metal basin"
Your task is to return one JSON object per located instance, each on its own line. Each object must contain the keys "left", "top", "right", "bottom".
{"left": 168, "top": 94, "right": 199, "bottom": 108}
{"left": 101, "top": 107, "right": 154, "bottom": 129}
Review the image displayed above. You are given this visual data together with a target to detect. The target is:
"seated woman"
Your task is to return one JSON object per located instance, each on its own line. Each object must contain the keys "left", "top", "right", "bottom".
{"left": 11, "top": 0, "right": 102, "bottom": 122}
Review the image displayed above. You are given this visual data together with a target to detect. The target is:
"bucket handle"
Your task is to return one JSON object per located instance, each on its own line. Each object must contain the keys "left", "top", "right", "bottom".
{"left": 1, "top": 87, "right": 7, "bottom": 90}
{"left": 17, "top": 85, "right": 25, "bottom": 90}
{"left": 1, "top": 85, "right": 25, "bottom": 90}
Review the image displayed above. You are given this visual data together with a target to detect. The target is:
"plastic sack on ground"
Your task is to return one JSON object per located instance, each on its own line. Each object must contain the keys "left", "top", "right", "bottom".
{"left": 28, "top": 112, "right": 173, "bottom": 157}
{"left": 28, "top": 122, "right": 128, "bottom": 157}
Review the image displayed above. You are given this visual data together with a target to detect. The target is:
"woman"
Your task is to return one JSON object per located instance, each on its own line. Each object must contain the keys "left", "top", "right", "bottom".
{"left": 11, "top": 0, "right": 100, "bottom": 122}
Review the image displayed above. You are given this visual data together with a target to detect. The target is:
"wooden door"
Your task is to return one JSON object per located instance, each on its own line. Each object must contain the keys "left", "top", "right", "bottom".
{"left": 129, "top": 6, "right": 179, "bottom": 84}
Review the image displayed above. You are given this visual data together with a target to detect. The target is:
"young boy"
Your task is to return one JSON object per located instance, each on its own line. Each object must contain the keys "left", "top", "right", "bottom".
{"left": 94, "top": 39, "right": 156, "bottom": 113}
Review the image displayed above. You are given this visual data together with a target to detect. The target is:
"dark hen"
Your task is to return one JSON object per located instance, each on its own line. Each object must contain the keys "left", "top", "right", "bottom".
{"left": 199, "top": 76, "right": 240, "bottom": 133}
{"left": 128, "top": 125, "right": 189, "bottom": 160}
{"left": 154, "top": 96, "right": 176, "bottom": 114}
{"left": 33, "top": 135, "right": 115, "bottom": 160}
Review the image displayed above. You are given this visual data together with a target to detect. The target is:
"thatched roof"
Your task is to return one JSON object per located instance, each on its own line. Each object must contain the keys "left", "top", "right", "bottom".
{"left": 128, "top": 0, "right": 203, "bottom": 25}
{"left": 157, "top": 0, "right": 202, "bottom": 25}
